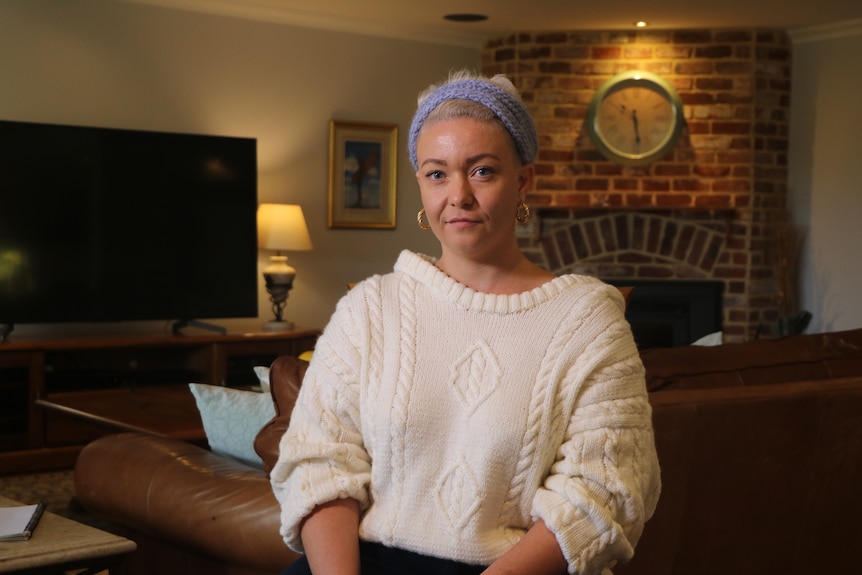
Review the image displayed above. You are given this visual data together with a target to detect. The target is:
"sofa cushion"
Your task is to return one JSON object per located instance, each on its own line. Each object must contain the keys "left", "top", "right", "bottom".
{"left": 640, "top": 328, "right": 862, "bottom": 391}
{"left": 189, "top": 383, "right": 275, "bottom": 468}
{"left": 254, "top": 355, "right": 309, "bottom": 473}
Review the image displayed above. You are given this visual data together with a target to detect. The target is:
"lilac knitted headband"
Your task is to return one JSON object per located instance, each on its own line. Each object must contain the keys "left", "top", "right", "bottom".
{"left": 408, "top": 79, "right": 538, "bottom": 169}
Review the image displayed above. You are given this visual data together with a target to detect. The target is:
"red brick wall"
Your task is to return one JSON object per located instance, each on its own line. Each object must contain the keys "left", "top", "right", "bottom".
{"left": 482, "top": 29, "right": 792, "bottom": 342}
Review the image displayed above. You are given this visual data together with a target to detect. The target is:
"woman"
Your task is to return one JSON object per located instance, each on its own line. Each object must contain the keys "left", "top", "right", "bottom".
{"left": 271, "top": 70, "right": 660, "bottom": 575}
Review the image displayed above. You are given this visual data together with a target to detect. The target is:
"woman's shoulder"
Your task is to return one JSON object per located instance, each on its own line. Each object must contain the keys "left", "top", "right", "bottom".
{"left": 333, "top": 251, "right": 416, "bottom": 295}
{"left": 554, "top": 275, "right": 629, "bottom": 311}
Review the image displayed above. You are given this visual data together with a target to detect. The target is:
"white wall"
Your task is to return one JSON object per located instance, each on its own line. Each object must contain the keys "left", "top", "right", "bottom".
{"left": 789, "top": 23, "right": 862, "bottom": 333}
{"left": 0, "top": 0, "right": 478, "bottom": 336}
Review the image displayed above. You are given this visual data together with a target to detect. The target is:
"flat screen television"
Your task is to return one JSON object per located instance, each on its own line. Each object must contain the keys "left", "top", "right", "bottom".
{"left": 0, "top": 119, "right": 258, "bottom": 333}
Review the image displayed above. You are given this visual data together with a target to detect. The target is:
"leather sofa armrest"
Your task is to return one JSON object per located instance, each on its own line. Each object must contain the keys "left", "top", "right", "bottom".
{"left": 74, "top": 432, "right": 298, "bottom": 572}
{"left": 254, "top": 355, "right": 309, "bottom": 473}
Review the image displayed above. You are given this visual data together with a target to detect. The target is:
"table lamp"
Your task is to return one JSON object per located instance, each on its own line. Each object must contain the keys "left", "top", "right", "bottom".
{"left": 257, "top": 203, "right": 313, "bottom": 331}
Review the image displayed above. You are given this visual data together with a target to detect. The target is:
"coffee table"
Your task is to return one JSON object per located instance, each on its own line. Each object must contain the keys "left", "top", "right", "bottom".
{"left": 0, "top": 494, "right": 136, "bottom": 574}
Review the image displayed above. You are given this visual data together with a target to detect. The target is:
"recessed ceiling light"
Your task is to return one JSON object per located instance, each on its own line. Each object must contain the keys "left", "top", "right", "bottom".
{"left": 444, "top": 13, "right": 489, "bottom": 23}
{"left": 634, "top": 20, "right": 649, "bottom": 28}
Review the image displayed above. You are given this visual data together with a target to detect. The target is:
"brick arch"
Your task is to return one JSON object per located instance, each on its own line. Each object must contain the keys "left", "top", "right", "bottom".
{"left": 538, "top": 213, "right": 728, "bottom": 279}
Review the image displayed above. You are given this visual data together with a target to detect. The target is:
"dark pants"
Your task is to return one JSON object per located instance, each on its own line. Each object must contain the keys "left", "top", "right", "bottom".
{"left": 281, "top": 541, "right": 488, "bottom": 575}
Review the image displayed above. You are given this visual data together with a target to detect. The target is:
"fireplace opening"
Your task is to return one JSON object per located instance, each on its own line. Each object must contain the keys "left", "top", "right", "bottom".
{"left": 606, "top": 280, "right": 724, "bottom": 349}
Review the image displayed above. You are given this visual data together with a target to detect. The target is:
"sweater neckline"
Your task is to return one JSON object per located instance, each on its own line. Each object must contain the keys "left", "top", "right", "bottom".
{"left": 394, "top": 250, "right": 595, "bottom": 314}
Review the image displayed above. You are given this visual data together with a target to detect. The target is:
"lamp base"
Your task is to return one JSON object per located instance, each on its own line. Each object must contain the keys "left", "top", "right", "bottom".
{"left": 263, "top": 319, "right": 295, "bottom": 332}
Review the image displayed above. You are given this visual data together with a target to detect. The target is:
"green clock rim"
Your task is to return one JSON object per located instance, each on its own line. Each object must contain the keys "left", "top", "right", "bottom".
{"left": 585, "top": 70, "right": 685, "bottom": 167}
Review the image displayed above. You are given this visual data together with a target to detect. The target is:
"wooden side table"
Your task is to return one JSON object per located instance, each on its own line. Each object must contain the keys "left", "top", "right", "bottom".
{"left": 0, "top": 495, "right": 136, "bottom": 574}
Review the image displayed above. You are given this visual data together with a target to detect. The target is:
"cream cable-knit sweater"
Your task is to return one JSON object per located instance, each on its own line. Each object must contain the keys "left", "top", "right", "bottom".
{"left": 271, "top": 250, "right": 660, "bottom": 575}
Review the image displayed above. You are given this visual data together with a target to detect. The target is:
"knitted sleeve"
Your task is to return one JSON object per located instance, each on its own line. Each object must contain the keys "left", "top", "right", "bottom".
{"left": 269, "top": 286, "right": 373, "bottom": 553}
{"left": 532, "top": 295, "right": 661, "bottom": 575}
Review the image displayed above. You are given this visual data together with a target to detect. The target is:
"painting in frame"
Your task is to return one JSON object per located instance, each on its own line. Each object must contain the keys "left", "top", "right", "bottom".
{"left": 328, "top": 120, "right": 398, "bottom": 229}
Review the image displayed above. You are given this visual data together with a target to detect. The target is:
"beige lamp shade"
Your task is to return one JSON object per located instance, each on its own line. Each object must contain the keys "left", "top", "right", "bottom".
{"left": 257, "top": 203, "right": 312, "bottom": 331}
{"left": 257, "top": 203, "right": 313, "bottom": 251}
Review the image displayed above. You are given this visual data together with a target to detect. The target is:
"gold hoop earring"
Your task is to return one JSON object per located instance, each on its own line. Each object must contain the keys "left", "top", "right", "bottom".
{"left": 417, "top": 208, "right": 431, "bottom": 230}
{"left": 516, "top": 201, "right": 530, "bottom": 224}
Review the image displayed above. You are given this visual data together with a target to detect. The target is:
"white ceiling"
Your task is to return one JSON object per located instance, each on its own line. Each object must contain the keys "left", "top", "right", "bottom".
{"left": 123, "top": 0, "right": 862, "bottom": 46}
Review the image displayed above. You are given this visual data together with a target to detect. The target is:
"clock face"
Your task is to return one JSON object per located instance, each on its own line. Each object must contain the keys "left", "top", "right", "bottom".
{"left": 586, "top": 71, "right": 685, "bottom": 166}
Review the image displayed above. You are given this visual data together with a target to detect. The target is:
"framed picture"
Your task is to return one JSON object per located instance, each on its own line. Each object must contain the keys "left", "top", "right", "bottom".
{"left": 328, "top": 120, "right": 398, "bottom": 229}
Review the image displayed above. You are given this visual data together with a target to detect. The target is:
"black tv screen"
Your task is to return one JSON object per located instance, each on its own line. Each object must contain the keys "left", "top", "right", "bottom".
{"left": 0, "top": 120, "right": 258, "bottom": 327}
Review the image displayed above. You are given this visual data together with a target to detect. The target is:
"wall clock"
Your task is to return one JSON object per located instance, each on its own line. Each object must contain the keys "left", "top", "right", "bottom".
{"left": 585, "top": 70, "right": 685, "bottom": 167}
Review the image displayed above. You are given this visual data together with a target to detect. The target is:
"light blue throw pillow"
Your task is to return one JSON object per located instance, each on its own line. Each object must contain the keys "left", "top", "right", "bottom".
{"left": 188, "top": 383, "right": 275, "bottom": 468}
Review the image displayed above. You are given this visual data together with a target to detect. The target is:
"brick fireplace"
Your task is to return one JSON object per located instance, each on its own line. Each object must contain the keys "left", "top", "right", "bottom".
{"left": 483, "top": 28, "right": 793, "bottom": 344}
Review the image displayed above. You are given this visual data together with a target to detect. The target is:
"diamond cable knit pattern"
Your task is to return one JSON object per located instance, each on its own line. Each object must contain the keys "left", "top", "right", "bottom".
{"left": 270, "top": 250, "right": 660, "bottom": 573}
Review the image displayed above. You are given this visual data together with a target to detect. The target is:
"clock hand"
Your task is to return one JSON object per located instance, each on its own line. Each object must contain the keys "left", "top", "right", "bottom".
{"left": 632, "top": 109, "right": 641, "bottom": 145}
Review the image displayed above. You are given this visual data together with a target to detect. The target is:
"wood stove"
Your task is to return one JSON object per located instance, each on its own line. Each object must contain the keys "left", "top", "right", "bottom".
{"left": 607, "top": 280, "right": 724, "bottom": 349}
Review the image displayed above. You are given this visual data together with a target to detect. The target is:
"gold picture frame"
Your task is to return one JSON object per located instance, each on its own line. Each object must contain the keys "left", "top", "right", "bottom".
{"left": 328, "top": 120, "right": 398, "bottom": 229}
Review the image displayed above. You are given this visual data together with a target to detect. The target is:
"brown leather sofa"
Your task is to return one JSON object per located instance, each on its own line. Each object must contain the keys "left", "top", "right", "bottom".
{"left": 74, "top": 328, "right": 862, "bottom": 575}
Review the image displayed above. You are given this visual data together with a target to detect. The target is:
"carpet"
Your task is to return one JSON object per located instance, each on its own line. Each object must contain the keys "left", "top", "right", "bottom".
{"left": 0, "top": 469, "right": 109, "bottom": 529}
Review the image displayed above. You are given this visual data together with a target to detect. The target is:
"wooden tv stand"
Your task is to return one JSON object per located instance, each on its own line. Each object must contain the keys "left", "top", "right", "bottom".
{"left": 0, "top": 329, "right": 319, "bottom": 475}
